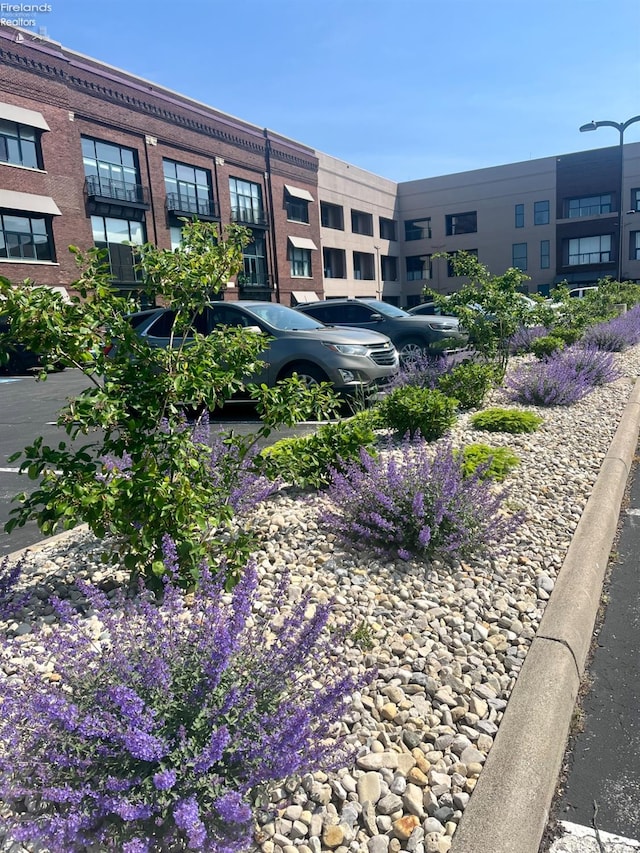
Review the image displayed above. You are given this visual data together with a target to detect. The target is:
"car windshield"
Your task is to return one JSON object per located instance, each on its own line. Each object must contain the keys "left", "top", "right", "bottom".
{"left": 245, "top": 303, "right": 324, "bottom": 331}
{"left": 362, "top": 300, "right": 410, "bottom": 318}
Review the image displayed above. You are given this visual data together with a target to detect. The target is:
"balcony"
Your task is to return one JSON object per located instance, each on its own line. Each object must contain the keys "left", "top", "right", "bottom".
{"left": 165, "top": 192, "right": 219, "bottom": 221}
{"left": 230, "top": 206, "right": 268, "bottom": 228}
{"left": 84, "top": 175, "right": 149, "bottom": 214}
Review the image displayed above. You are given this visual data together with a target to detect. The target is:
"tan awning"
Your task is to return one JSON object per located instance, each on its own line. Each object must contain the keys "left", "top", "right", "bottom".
{"left": 284, "top": 184, "right": 314, "bottom": 202}
{"left": 292, "top": 291, "right": 319, "bottom": 304}
{"left": 288, "top": 235, "right": 318, "bottom": 251}
{"left": 0, "top": 189, "right": 61, "bottom": 216}
{"left": 0, "top": 102, "right": 49, "bottom": 131}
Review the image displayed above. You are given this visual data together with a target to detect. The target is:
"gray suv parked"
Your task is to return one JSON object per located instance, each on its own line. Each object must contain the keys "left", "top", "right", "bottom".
{"left": 296, "top": 298, "right": 468, "bottom": 358}
{"left": 122, "top": 301, "right": 398, "bottom": 394}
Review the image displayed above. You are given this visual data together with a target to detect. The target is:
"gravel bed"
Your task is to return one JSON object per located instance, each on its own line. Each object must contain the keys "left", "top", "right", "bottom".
{"left": 2, "top": 347, "right": 640, "bottom": 853}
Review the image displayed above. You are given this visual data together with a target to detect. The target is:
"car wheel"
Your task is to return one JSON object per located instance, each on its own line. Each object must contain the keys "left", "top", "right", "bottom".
{"left": 279, "top": 363, "right": 329, "bottom": 386}
{"left": 398, "top": 338, "right": 427, "bottom": 360}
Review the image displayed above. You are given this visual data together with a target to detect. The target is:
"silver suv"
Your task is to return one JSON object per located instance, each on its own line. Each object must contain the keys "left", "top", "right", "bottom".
{"left": 124, "top": 301, "right": 398, "bottom": 394}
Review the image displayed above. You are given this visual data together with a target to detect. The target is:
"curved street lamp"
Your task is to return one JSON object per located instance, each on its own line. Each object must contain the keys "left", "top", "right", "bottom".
{"left": 580, "top": 115, "right": 640, "bottom": 282}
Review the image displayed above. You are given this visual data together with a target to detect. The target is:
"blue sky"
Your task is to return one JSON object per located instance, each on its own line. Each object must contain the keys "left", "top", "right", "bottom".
{"left": 17, "top": 0, "right": 640, "bottom": 182}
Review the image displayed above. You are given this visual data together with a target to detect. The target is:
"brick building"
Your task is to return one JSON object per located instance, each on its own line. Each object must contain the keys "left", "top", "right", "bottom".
{"left": 1, "top": 25, "right": 639, "bottom": 308}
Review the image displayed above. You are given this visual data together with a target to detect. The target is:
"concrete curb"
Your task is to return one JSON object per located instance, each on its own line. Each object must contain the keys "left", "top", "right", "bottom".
{"left": 451, "top": 378, "right": 640, "bottom": 853}
{"left": 4, "top": 524, "right": 89, "bottom": 564}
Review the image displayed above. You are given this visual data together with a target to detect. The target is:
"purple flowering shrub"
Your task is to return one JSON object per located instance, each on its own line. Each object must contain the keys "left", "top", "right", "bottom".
{"left": 581, "top": 305, "right": 640, "bottom": 351}
{"left": 387, "top": 352, "right": 449, "bottom": 390}
{"left": 508, "top": 325, "right": 548, "bottom": 354}
{"left": 506, "top": 343, "right": 620, "bottom": 406}
{"left": 323, "top": 438, "right": 518, "bottom": 562}
{"left": 0, "top": 555, "right": 26, "bottom": 619}
{"left": 0, "top": 540, "right": 360, "bottom": 852}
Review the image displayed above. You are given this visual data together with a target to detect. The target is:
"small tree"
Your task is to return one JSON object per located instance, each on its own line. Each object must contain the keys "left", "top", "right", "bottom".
{"left": 0, "top": 221, "right": 339, "bottom": 586}
{"left": 426, "top": 251, "right": 534, "bottom": 378}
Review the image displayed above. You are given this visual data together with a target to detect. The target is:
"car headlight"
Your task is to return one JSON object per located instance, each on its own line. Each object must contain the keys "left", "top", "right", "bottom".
{"left": 322, "top": 342, "right": 368, "bottom": 356}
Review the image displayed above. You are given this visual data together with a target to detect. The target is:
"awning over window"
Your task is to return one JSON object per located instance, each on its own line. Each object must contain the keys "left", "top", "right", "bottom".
{"left": 0, "top": 102, "right": 50, "bottom": 131}
{"left": 292, "top": 291, "right": 319, "bottom": 304}
{"left": 0, "top": 189, "right": 61, "bottom": 216}
{"left": 288, "top": 235, "right": 318, "bottom": 251}
{"left": 284, "top": 184, "right": 314, "bottom": 203}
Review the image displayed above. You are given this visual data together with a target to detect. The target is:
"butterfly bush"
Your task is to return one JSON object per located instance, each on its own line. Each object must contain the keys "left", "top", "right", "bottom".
{"left": 323, "top": 438, "right": 519, "bottom": 563}
{"left": 506, "top": 343, "right": 619, "bottom": 406}
{"left": 581, "top": 305, "right": 640, "bottom": 351}
{"left": 0, "top": 540, "right": 361, "bottom": 852}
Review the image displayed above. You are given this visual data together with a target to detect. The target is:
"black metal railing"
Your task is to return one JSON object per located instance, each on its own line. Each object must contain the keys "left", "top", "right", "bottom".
{"left": 85, "top": 175, "right": 149, "bottom": 207}
{"left": 165, "top": 192, "right": 219, "bottom": 219}
{"left": 230, "top": 206, "right": 268, "bottom": 227}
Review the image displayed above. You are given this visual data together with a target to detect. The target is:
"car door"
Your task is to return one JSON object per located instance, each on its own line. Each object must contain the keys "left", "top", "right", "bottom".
{"left": 206, "top": 304, "right": 273, "bottom": 384}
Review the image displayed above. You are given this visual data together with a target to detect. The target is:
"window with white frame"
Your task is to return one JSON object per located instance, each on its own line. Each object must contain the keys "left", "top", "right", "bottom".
{"left": 567, "top": 234, "right": 611, "bottom": 266}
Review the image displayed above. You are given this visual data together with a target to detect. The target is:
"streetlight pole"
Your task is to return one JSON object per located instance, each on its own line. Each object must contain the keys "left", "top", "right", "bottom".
{"left": 580, "top": 115, "right": 640, "bottom": 282}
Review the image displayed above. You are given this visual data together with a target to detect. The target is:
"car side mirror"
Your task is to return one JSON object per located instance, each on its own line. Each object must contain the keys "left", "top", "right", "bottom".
{"left": 245, "top": 325, "right": 264, "bottom": 334}
{"left": 368, "top": 313, "right": 383, "bottom": 321}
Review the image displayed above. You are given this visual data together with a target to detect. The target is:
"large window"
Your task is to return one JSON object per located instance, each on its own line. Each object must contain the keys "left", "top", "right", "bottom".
{"left": 446, "top": 211, "right": 477, "bottom": 236}
{"left": 379, "top": 217, "right": 397, "bottom": 241}
{"left": 289, "top": 246, "right": 311, "bottom": 278}
{"left": 515, "top": 204, "right": 524, "bottom": 228}
{"left": 229, "top": 177, "right": 265, "bottom": 226}
{"left": 512, "top": 242, "right": 527, "bottom": 271}
{"left": 285, "top": 187, "right": 310, "bottom": 224}
{"left": 540, "top": 240, "right": 550, "bottom": 270}
{"left": 0, "top": 212, "right": 54, "bottom": 260}
{"left": 406, "top": 255, "right": 430, "bottom": 281}
{"left": 91, "top": 215, "right": 145, "bottom": 283}
{"left": 323, "top": 247, "right": 346, "bottom": 278}
{"left": 534, "top": 200, "right": 550, "bottom": 225}
{"left": 381, "top": 255, "right": 398, "bottom": 281}
{"left": 0, "top": 120, "right": 40, "bottom": 169}
{"left": 567, "top": 234, "right": 611, "bottom": 266}
{"left": 566, "top": 194, "right": 612, "bottom": 218}
{"left": 351, "top": 209, "right": 374, "bottom": 236}
{"left": 163, "top": 159, "right": 214, "bottom": 217}
{"left": 404, "top": 218, "right": 431, "bottom": 241}
{"left": 353, "top": 251, "right": 375, "bottom": 280}
{"left": 241, "top": 230, "right": 268, "bottom": 288}
{"left": 82, "top": 137, "right": 142, "bottom": 202}
{"left": 320, "top": 201, "right": 344, "bottom": 230}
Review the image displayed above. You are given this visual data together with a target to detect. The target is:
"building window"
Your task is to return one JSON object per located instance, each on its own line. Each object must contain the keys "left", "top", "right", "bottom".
{"left": 323, "top": 247, "right": 346, "bottom": 279}
{"left": 351, "top": 209, "right": 374, "bottom": 236}
{"left": 170, "top": 225, "right": 183, "bottom": 251}
{"left": 285, "top": 188, "right": 310, "bottom": 224}
{"left": 229, "top": 177, "right": 265, "bottom": 226}
{"left": 91, "top": 215, "right": 145, "bottom": 284}
{"left": 446, "top": 211, "right": 477, "bottom": 236}
{"left": 447, "top": 249, "right": 478, "bottom": 277}
{"left": 0, "top": 120, "right": 41, "bottom": 169}
{"left": 567, "top": 234, "right": 611, "bottom": 266}
{"left": 82, "top": 137, "right": 142, "bottom": 202}
{"left": 566, "top": 194, "right": 612, "bottom": 218}
{"left": 405, "top": 218, "right": 431, "bottom": 241}
{"left": 512, "top": 242, "right": 527, "bottom": 271}
{"left": 0, "top": 212, "right": 54, "bottom": 260}
{"left": 353, "top": 251, "right": 375, "bottom": 280}
{"left": 240, "top": 230, "right": 269, "bottom": 288}
{"left": 320, "top": 201, "right": 344, "bottom": 230}
{"left": 515, "top": 204, "right": 524, "bottom": 228}
{"left": 632, "top": 189, "right": 640, "bottom": 212}
{"left": 163, "top": 159, "right": 215, "bottom": 218}
{"left": 379, "top": 217, "right": 397, "bottom": 241}
{"left": 534, "top": 200, "right": 550, "bottom": 225}
{"left": 289, "top": 246, "right": 311, "bottom": 278}
{"left": 540, "top": 240, "right": 550, "bottom": 269}
{"left": 381, "top": 255, "right": 398, "bottom": 281}
{"left": 632, "top": 231, "right": 640, "bottom": 261}
{"left": 406, "top": 255, "right": 431, "bottom": 281}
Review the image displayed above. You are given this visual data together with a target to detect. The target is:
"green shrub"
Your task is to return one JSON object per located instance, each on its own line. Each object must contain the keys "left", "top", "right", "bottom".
{"left": 376, "top": 386, "right": 458, "bottom": 440}
{"left": 470, "top": 407, "right": 543, "bottom": 434}
{"left": 530, "top": 335, "right": 565, "bottom": 359}
{"left": 457, "top": 443, "right": 520, "bottom": 481}
{"left": 549, "top": 326, "right": 582, "bottom": 345}
{"left": 258, "top": 412, "right": 376, "bottom": 488}
{"left": 436, "top": 361, "right": 496, "bottom": 410}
